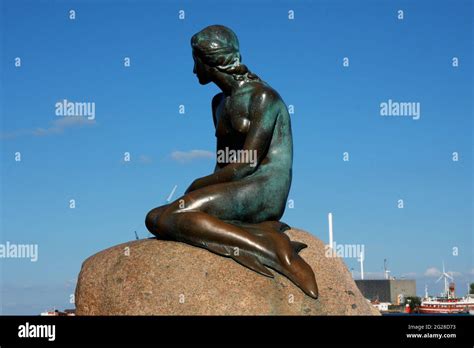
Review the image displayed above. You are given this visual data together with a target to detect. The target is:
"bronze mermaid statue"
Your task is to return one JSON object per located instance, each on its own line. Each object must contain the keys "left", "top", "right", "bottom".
{"left": 145, "top": 25, "right": 318, "bottom": 298}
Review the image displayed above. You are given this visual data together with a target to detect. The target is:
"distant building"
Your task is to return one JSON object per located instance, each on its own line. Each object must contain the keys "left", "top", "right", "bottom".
{"left": 40, "top": 309, "right": 76, "bottom": 316}
{"left": 371, "top": 301, "right": 391, "bottom": 311}
{"left": 355, "top": 279, "right": 416, "bottom": 304}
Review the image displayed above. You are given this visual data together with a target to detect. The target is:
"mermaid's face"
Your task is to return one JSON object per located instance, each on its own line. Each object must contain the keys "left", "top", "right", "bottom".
{"left": 192, "top": 53, "right": 212, "bottom": 85}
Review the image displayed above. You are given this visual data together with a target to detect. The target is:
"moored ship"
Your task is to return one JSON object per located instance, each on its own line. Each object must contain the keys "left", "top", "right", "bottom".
{"left": 418, "top": 295, "right": 474, "bottom": 314}
{"left": 417, "top": 265, "right": 474, "bottom": 314}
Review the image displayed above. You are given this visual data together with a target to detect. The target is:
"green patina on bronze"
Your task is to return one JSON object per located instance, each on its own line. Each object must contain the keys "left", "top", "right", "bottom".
{"left": 146, "top": 25, "right": 318, "bottom": 298}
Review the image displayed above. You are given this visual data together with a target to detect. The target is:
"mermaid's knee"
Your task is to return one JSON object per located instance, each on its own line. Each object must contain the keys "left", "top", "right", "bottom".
{"left": 145, "top": 206, "right": 170, "bottom": 235}
{"left": 156, "top": 208, "right": 183, "bottom": 239}
{"left": 145, "top": 204, "right": 172, "bottom": 233}
{"left": 145, "top": 208, "right": 158, "bottom": 234}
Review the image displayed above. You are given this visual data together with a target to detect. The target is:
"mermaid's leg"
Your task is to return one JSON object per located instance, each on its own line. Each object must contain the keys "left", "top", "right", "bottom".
{"left": 146, "top": 182, "right": 318, "bottom": 298}
{"left": 233, "top": 220, "right": 292, "bottom": 234}
{"left": 145, "top": 204, "right": 169, "bottom": 238}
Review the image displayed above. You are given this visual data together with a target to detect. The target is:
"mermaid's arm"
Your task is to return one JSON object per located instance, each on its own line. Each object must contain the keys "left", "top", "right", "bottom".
{"left": 186, "top": 91, "right": 278, "bottom": 193}
{"left": 184, "top": 93, "right": 222, "bottom": 194}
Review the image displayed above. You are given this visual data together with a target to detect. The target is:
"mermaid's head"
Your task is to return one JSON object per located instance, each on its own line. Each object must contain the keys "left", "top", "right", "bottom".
{"left": 191, "top": 25, "right": 258, "bottom": 84}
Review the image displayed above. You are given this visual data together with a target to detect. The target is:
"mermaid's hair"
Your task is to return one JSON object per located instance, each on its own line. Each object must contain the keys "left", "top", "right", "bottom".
{"left": 191, "top": 25, "right": 259, "bottom": 81}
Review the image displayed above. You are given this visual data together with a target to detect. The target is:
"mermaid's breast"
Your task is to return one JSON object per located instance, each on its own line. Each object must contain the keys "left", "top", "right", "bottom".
{"left": 230, "top": 114, "right": 251, "bottom": 134}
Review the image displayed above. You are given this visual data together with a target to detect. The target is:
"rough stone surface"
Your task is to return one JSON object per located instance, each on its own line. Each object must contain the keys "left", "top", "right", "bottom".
{"left": 75, "top": 229, "right": 380, "bottom": 315}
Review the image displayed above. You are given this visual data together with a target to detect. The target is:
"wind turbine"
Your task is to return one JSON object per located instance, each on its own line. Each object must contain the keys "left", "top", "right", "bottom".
{"left": 436, "top": 262, "right": 453, "bottom": 298}
{"left": 384, "top": 259, "right": 391, "bottom": 280}
{"left": 328, "top": 212, "right": 333, "bottom": 250}
{"left": 359, "top": 250, "right": 365, "bottom": 280}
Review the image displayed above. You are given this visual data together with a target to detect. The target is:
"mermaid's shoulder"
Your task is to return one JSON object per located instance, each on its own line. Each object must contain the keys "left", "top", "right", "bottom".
{"left": 248, "top": 81, "right": 282, "bottom": 107}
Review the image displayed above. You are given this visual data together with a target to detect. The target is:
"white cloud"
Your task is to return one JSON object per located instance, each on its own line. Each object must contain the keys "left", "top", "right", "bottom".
{"left": 424, "top": 267, "right": 441, "bottom": 277}
{"left": 447, "top": 271, "right": 463, "bottom": 278}
{"left": 1, "top": 117, "right": 96, "bottom": 139}
{"left": 33, "top": 117, "right": 96, "bottom": 136}
{"left": 424, "top": 267, "right": 463, "bottom": 278}
{"left": 170, "top": 149, "right": 214, "bottom": 163}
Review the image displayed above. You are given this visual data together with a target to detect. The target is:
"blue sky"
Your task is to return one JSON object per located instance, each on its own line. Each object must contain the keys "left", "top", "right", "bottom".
{"left": 1, "top": 0, "right": 472, "bottom": 314}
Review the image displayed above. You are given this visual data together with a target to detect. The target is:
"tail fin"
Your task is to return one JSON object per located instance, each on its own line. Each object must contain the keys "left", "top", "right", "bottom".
{"left": 205, "top": 241, "right": 274, "bottom": 277}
